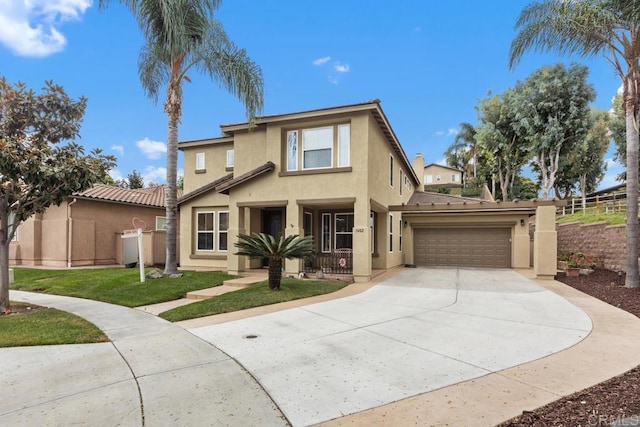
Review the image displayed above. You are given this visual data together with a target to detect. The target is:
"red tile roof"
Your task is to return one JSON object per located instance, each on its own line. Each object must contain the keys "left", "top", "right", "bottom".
{"left": 73, "top": 184, "right": 181, "bottom": 208}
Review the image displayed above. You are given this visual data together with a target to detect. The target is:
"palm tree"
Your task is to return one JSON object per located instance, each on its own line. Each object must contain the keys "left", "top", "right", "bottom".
{"left": 509, "top": 0, "right": 640, "bottom": 288}
{"left": 100, "top": 0, "right": 263, "bottom": 275}
{"left": 235, "top": 233, "right": 314, "bottom": 290}
{"left": 455, "top": 122, "right": 478, "bottom": 181}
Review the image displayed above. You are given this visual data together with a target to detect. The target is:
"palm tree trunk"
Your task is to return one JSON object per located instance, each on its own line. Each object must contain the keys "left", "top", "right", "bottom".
{"left": 268, "top": 258, "right": 282, "bottom": 290}
{"left": 625, "top": 78, "right": 639, "bottom": 288}
{"left": 163, "top": 74, "right": 181, "bottom": 276}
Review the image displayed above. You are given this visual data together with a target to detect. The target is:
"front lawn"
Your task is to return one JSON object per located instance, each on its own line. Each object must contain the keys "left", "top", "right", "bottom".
{"left": 11, "top": 267, "right": 233, "bottom": 307}
{"left": 0, "top": 302, "right": 108, "bottom": 347}
{"left": 160, "top": 279, "right": 347, "bottom": 322}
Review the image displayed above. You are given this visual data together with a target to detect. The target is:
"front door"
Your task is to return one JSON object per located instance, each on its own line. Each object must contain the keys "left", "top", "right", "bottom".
{"left": 262, "top": 208, "right": 284, "bottom": 266}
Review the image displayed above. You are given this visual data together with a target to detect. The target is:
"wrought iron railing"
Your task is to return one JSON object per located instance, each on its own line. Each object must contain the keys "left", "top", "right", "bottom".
{"left": 304, "top": 250, "right": 353, "bottom": 275}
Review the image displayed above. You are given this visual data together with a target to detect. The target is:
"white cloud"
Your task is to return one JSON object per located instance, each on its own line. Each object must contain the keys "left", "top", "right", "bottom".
{"left": 436, "top": 158, "right": 447, "bottom": 166}
{"left": 111, "top": 145, "right": 124, "bottom": 156}
{"left": 313, "top": 56, "right": 331, "bottom": 66}
{"left": 435, "top": 130, "right": 445, "bottom": 136}
{"left": 108, "top": 168, "right": 123, "bottom": 181}
{"left": 334, "top": 63, "right": 350, "bottom": 73}
{"left": 447, "top": 128, "right": 459, "bottom": 136}
{"left": 327, "top": 76, "right": 338, "bottom": 85}
{"left": 0, "top": 0, "right": 91, "bottom": 57}
{"left": 136, "top": 137, "right": 166, "bottom": 160}
{"left": 142, "top": 166, "right": 167, "bottom": 185}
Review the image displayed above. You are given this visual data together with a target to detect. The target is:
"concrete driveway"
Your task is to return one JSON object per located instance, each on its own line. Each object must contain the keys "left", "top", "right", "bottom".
{"left": 191, "top": 268, "right": 592, "bottom": 427}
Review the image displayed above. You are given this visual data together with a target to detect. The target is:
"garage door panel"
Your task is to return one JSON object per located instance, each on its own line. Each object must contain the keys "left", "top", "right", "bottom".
{"left": 414, "top": 228, "right": 511, "bottom": 268}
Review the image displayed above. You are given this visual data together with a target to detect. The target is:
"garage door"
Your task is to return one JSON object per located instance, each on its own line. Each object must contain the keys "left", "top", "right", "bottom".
{"left": 414, "top": 228, "right": 511, "bottom": 268}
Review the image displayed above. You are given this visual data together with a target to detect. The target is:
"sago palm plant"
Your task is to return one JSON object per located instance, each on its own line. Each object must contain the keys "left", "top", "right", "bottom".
{"left": 235, "top": 233, "right": 314, "bottom": 290}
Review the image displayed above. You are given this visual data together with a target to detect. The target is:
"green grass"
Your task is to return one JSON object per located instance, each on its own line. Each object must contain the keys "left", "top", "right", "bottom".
{"left": 556, "top": 211, "right": 626, "bottom": 225}
{"left": 0, "top": 302, "right": 108, "bottom": 347}
{"left": 11, "top": 267, "right": 233, "bottom": 307}
{"left": 160, "top": 279, "right": 347, "bottom": 322}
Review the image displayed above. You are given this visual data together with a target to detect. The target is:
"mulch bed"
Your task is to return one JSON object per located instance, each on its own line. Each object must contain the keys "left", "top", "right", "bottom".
{"left": 500, "top": 269, "right": 640, "bottom": 426}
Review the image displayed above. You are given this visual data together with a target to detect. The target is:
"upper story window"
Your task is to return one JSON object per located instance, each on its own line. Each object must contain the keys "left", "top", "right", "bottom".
{"left": 399, "top": 170, "right": 403, "bottom": 195}
{"left": 286, "top": 124, "right": 350, "bottom": 171}
{"left": 226, "top": 150, "right": 234, "bottom": 168}
{"left": 156, "top": 216, "right": 167, "bottom": 231}
{"left": 195, "top": 152, "right": 205, "bottom": 171}
{"left": 452, "top": 174, "right": 459, "bottom": 182}
{"left": 389, "top": 155, "right": 394, "bottom": 187}
{"left": 425, "top": 174, "right": 433, "bottom": 184}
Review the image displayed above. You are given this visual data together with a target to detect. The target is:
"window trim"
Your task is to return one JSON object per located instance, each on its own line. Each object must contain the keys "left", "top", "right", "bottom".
{"left": 226, "top": 150, "right": 234, "bottom": 168}
{"left": 389, "top": 213, "right": 394, "bottom": 253}
{"left": 302, "top": 126, "right": 334, "bottom": 170}
{"left": 321, "top": 213, "right": 331, "bottom": 253}
{"left": 399, "top": 170, "right": 403, "bottom": 196}
{"left": 155, "top": 216, "right": 167, "bottom": 231}
{"left": 399, "top": 218, "right": 403, "bottom": 252}
{"left": 389, "top": 155, "right": 395, "bottom": 188}
{"left": 218, "top": 211, "right": 229, "bottom": 252}
{"left": 334, "top": 212, "right": 354, "bottom": 250}
{"left": 195, "top": 152, "right": 205, "bottom": 171}
{"left": 337, "top": 124, "right": 350, "bottom": 168}
{"left": 196, "top": 211, "right": 215, "bottom": 252}
{"left": 286, "top": 130, "right": 298, "bottom": 171}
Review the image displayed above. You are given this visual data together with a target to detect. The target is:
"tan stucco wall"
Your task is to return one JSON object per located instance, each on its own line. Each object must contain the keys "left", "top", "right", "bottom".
{"left": 182, "top": 140, "right": 234, "bottom": 194}
{"left": 10, "top": 199, "right": 168, "bottom": 267}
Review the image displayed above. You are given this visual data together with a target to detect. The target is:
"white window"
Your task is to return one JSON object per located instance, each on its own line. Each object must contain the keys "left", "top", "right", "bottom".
{"left": 452, "top": 174, "right": 459, "bottom": 182}
{"left": 304, "top": 212, "right": 313, "bottom": 237}
{"left": 226, "top": 150, "right": 234, "bottom": 168}
{"left": 155, "top": 216, "right": 167, "bottom": 231}
{"left": 399, "top": 170, "right": 403, "bottom": 196}
{"left": 303, "top": 127, "right": 333, "bottom": 169}
{"left": 425, "top": 174, "right": 433, "bottom": 184}
{"left": 389, "top": 155, "right": 395, "bottom": 187}
{"left": 370, "top": 211, "right": 375, "bottom": 254}
{"left": 287, "top": 131, "right": 298, "bottom": 171}
{"left": 197, "top": 212, "right": 215, "bottom": 251}
{"left": 321, "top": 213, "right": 331, "bottom": 253}
{"left": 338, "top": 124, "right": 350, "bottom": 167}
{"left": 195, "top": 152, "right": 205, "bottom": 171}
{"left": 405, "top": 175, "right": 412, "bottom": 191}
{"left": 218, "top": 212, "right": 229, "bottom": 251}
{"left": 389, "top": 214, "right": 394, "bottom": 252}
{"left": 334, "top": 213, "right": 354, "bottom": 250}
{"left": 399, "top": 218, "right": 403, "bottom": 252}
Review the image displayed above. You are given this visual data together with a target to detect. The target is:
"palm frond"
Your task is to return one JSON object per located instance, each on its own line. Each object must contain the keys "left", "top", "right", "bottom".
{"left": 235, "top": 233, "right": 314, "bottom": 260}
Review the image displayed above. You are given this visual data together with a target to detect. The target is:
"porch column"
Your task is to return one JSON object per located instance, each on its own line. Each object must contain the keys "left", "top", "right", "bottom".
{"left": 534, "top": 205, "right": 557, "bottom": 279}
{"left": 512, "top": 216, "right": 531, "bottom": 268}
{"left": 284, "top": 202, "right": 303, "bottom": 276}
{"left": 353, "top": 198, "right": 371, "bottom": 282}
{"left": 227, "top": 206, "right": 246, "bottom": 275}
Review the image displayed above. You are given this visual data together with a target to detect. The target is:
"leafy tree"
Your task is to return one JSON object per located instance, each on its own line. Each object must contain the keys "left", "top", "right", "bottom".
{"left": 475, "top": 90, "right": 532, "bottom": 201}
{"left": 510, "top": 0, "right": 640, "bottom": 287}
{"left": 610, "top": 92, "right": 635, "bottom": 181}
{"left": 127, "top": 169, "right": 144, "bottom": 189}
{"left": 235, "top": 233, "right": 314, "bottom": 290}
{"left": 100, "top": 0, "right": 264, "bottom": 275}
{"left": 510, "top": 64, "right": 595, "bottom": 199}
{"left": 566, "top": 109, "right": 610, "bottom": 209}
{"left": 0, "top": 78, "right": 115, "bottom": 313}
{"left": 512, "top": 176, "right": 539, "bottom": 201}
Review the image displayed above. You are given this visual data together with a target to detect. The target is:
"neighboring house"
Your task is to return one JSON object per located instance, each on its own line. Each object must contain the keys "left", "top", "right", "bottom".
{"left": 9, "top": 185, "right": 177, "bottom": 267}
{"left": 178, "top": 101, "right": 560, "bottom": 281}
{"left": 423, "top": 162, "right": 463, "bottom": 190}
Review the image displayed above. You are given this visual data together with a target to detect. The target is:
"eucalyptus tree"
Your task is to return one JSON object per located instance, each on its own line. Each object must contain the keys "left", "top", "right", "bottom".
{"left": 0, "top": 78, "right": 115, "bottom": 313}
{"left": 510, "top": 0, "right": 640, "bottom": 286}
{"left": 100, "top": 0, "right": 263, "bottom": 275}
{"left": 475, "top": 90, "right": 532, "bottom": 201}
{"left": 510, "top": 63, "right": 595, "bottom": 199}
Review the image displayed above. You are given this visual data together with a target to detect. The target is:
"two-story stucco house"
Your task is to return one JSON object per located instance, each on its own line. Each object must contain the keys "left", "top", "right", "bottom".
{"left": 423, "top": 163, "right": 464, "bottom": 190}
{"left": 178, "top": 101, "right": 561, "bottom": 281}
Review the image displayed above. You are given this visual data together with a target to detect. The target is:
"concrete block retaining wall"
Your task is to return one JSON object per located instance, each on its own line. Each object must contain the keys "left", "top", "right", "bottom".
{"left": 556, "top": 221, "right": 628, "bottom": 272}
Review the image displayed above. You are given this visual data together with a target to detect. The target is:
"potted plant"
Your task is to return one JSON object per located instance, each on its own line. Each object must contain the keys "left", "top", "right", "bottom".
{"left": 566, "top": 252, "right": 600, "bottom": 277}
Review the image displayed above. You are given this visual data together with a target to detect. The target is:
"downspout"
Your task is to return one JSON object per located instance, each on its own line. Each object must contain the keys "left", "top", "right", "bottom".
{"left": 67, "top": 198, "right": 77, "bottom": 268}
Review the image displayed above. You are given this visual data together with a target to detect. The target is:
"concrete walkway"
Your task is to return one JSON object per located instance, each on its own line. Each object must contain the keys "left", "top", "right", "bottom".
{"left": 3, "top": 267, "right": 640, "bottom": 426}
{"left": 0, "top": 291, "right": 287, "bottom": 426}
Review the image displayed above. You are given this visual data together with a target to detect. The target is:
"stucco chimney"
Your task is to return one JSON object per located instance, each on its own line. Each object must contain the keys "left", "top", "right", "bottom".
{"left": 412, "top": 153, "right": 424, "bottom": 191}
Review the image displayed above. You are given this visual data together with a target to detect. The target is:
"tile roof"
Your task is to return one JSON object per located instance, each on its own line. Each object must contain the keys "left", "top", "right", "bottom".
{"left": 216, "top": 162, "right": 275, "bottom": 195}
{"left": 178, "top": 173, "right": 234, "bottom": 205}
{"left": 407, "top": 191, "right": 487, "bottom": 205}
{"left": 73, "top": 184, "right": 181, "bottom": 208}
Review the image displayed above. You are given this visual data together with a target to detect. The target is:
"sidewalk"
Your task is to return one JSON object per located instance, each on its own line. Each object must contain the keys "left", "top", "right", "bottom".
{"left": 0, "top": 291, "right": 287, "bottom": 426}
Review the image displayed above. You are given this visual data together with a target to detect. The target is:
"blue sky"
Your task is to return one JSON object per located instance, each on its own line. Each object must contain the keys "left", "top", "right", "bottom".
{"left": 1, "top": 0, "right": 624, "bottom": 189}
